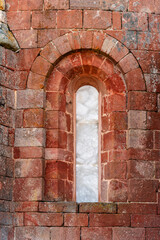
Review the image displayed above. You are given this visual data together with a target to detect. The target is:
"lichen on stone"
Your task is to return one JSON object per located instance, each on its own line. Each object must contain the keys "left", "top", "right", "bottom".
{"left": 0, "top": 23, "right": 20, "bottom": 52}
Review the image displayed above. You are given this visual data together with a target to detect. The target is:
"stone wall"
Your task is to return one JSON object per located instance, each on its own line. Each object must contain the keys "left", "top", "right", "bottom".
{"left": 0, "top": 0, "right": 160, "bottom": 239}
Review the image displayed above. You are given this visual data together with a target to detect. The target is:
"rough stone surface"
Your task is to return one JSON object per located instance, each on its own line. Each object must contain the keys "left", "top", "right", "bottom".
{"left": 0, "top": 0, "right": 159, "bottom": 239}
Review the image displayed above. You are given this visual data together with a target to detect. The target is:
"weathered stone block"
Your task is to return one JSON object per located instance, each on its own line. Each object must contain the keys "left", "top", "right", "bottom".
{"left": 15, "top": 128, "right": 45, "bottom": 147}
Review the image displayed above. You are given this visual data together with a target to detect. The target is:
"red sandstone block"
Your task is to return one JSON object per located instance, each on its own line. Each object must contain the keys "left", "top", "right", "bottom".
{"left": 41, "top": 42, "right": 61, "bottom": 64}
{"left": 7, "top": 11, "right": 31, "bottom": 30}
{"left": 64, "top": 213, "right": 88, "bottom": 227}
{"left": 4, "top": 201, "right": 12, "bottom": 213}
{"left": 145, "top": 74, "right": 160, "bottom": 93}
{"left": 81, "top": 227, "right": 112, "bottom": 240}
{"left": 13, "top": 212, "right": 24, "bottom": 226}
{"left": 101, "top": 0, "right": 128, "bottom": 11}
{"left": 14, "top": 202, "right": 38, "bottom": 212}
{"left": 127, "top": 160, "right": 155, "bottom": 179}
{"left": 118, "top": 203, "right": 157, "bottom": 214}
{"left": 132, "top": 51, "right": 160, "bottom": 74}
{"left": 0, "top": 177, "right": 13, "bottom": 200}
{"left": 146, "top": 228, "right": 160, "bottom": 240}
{"left": 15, "top": 159, "right": 43, "bottom": 178}
{"left": 105, "top": 73, "right": 126, "bottom": 94}
{"left": 129, "top": 0, "right": 155, "bottom": 13}
{"left": 70, "top": 0, "right": 100, "bottom": 9}
{"left": 155, "top": 0, "right": 160, "bottom": 14}
{"left": 65, "top": 180, "right": 73, "bottom": 201}
{"left": 106, "top": 30, "right": 137, "bottom": 50}
{"left": 44, "top": 179, "right": 65, "bottom": 200}
{"left": 13, "top": 178, "right": 43, "bottom": 201}
{"left": 149, "top": 14, "right": 160, "bottom": 32}
{"left": 119, "top": 53, "right": 138, "bottom": 73}
{"left": 122, "top": 12, "right": 148, "bottom": 31}
{"left": 0, "top": 68, "right": 28, "bottom": 90}
{"left": 80, "top": 51, "right": 94, "bottom": 66}
{"left": 56, "top": 56, "right": 73, "bottom": 75}
{"left": 68, "top": 32, "right": 81, "bottom": 50}
{"left": 131, "top": 215, "right": 160, "bottom": 228}
{"left": 46, "top": 69, "right": 65, "bottom": 91}
{"left": 128, "top": 130, "right": 153, "bottom": 149}
{"left": 147, "top": 112, "right": 160, "bottom": 130}
{"left": 31, "top": 56, "right": 52, "bottom": 76}
{"left": 51, "top": 227, "right": 80, "bottom": 240}
{"left": 138, "top": 32, "right": 160, "bottom": 51}
{"left": 104, "top": 162, "right": 126, "bottom": 179}
{"left": 159, "top": 193, "right": 160, "bottom": 215}
{"left": 45, "top": 148, "right": 71, "bottom": 161}
{"left": 128, "top": 91, "right": 157, "bottom": 111}
{"left": 45, "top": 111, "right": 67, "bottom": 130}
{"left": 46, "top": 129, "right": 67, "bottom": 148}
{"left": 103, "top": 131, "right": 126, "bottom": 151}
{"left": 15, "top": 227, "right": 50, "bottom": 240}
{"left": 91, "top": 52, "right": 105, "bottom": 69}
{"left": 108, "top": 180, "right": 128, "bottom": 202}
{"left": 13, "top": 29, "right": 37, "bottom": 49}
{"left": 128, "top": 110, "right": 146, "bottom": 129}
{"left": 125, "top": 68, "right": 145, "bottom": 91}
{"left": 23, "top": 109, "right": 43, "bottom": 128}
{"left": 90, "top": 214, "right": 130, "bottom": 227}
{"left": 57, "top": 10, "right": 82, "bottom": 28}
{"left": 46, "top": 92, "right": 66, "bottom": 111}
{"left": 18, "top": 0, "right": 43, "bottom": 10}
{"left": 156, "top": 162, "right": 160, "bottom": 178}
{"left": 113, "top": 227, "right": 145, "bottom": 240}
{"left": 155, "top": 132, "right": 160, "bottom": 149}
{"left": 101, "top": 180, "right": 108, "bottom": 202}
{"left": 109, "top": 42, "right": 129, "bottom": 63}
{"left": 129, "top": 148, "right": 160, "bottom": 161}
{"left": 109, "top": 150, "right": 129, "bottom": 162}
{"left": 104, "top": 94, "right": 126, "bottom": 112}
{"left": 14, "top": 147, "right": 43, "bottom": 159}
{"left": 24, "top": 212, "right": 63, "bottom": 226}
{"left": 84, "top": 10, "right": 111, "bottom": 29}
{"left": 101, "top": 152, "right": 109, "bottom": 163}
{"left": 113, "top": 12, "right": 121, "bottom": 30}
{"left": 67, "top": 133, "right": 73, "bottom": 152}
{"left": 67, "top": 163, "right": 73, "bottom": 181}
{"left": 101, "top": 35, "right": 117, "bottom": 55}
{"left": 128, "top": 179, "right": 158, "bottom": 202}
{"left": 79, "top": 31, "right": 93, "bottom": 49}
{"left": 15, "top": 128, "right": 44, "bottom": 147}
{"left": 44, "top": 0, "right": 69, "bottom": 9}
{"left": 53, "top": 35, "right": 72, "bottom": 55}
{"left": 27, "top": 72, "right": 45, "bottom": 90}
{"left": 39, "top": 202, "right": 77, "bottom": 212}
{"left": 102, "top": 112, "right": 127, "bottom": 131}
{"left": 37, "top": 29, "right": 59, "bottom": 48}
{"left": 0, "top": 212, "right": 13, "bottom": 225}
{"left": 5, "top": 48, "right": 39, "bottom": 71}
{"left": 79, "top": 203, "right": 116, "bottom": 213}
{"left": 32, "top": 10, "right": 56, "bottom": 29}
{"left": 69, "top": 52, "right": 82, "bottom": 68}
{"left": 6, "top": 0, "right": 18, "bottom": 11}
{"left": 45, "top": 160, "right": 67, "bottom": 179}
{"left": 92, "top": 31, "right": 105, "bottom": 49}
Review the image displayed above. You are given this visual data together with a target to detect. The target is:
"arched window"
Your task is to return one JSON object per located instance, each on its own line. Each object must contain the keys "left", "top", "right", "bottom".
{"left": 75, "top": 85, "right": 100, "bottom": 202}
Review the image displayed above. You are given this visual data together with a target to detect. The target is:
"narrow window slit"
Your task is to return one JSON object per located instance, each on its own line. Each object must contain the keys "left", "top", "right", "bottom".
{"left": 76, "top": 85, "right": 99, "bottom": 202}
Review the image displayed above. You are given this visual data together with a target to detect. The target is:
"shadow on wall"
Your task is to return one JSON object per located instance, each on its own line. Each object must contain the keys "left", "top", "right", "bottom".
{"left": 0, "top": 0, "right": 19, "bottom": 52}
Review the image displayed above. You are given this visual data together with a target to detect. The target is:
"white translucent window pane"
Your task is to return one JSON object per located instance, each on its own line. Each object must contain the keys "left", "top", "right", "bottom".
{"left": 76, "top": 85, "right": 99, "bottom": 202}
